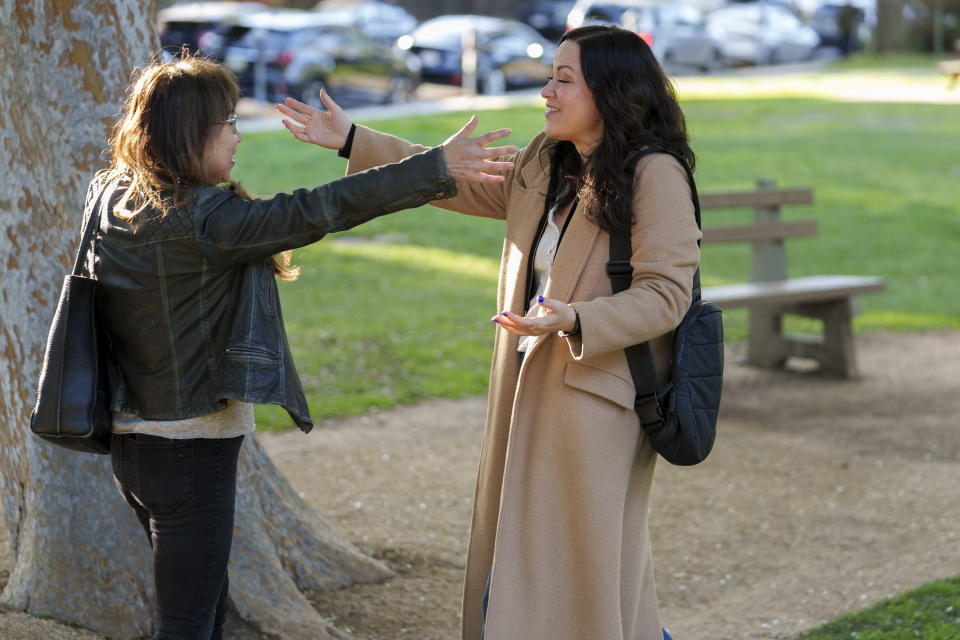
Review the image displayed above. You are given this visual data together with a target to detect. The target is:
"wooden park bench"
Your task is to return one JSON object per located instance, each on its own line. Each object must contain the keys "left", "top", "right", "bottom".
{"left": 937, "top": 39, "right": 960, "bottom": 89}
{"left": 937, "top": 59, "right": 960, "bottom": 88}
{"left": 699, "top": 179, "right": 885, "bottom": 378}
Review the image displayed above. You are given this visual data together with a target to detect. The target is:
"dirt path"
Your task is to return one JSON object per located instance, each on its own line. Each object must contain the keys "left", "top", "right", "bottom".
{"left": 3, "top": 331, "right": 959, "bottom": 639}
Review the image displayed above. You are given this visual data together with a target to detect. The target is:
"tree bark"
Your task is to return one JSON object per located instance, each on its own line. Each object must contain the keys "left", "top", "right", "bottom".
{"left": 0, "top": 2, "right": 390, "bottom": 638}
{"left": 875, "top": 0, "right": 908, "bottom": 52}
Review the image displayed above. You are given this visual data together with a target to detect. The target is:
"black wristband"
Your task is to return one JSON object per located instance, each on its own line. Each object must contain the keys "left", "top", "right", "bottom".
{"left": 337, "top": 123, "right": 357, "bottom": 159}
{"left": 559, "top": 310, "right": 581, "bottom": 338}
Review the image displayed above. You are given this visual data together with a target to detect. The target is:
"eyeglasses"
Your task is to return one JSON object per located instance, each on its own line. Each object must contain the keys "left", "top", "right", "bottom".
{"left": 219, "top": 114, "right": 238, "bottom": 134}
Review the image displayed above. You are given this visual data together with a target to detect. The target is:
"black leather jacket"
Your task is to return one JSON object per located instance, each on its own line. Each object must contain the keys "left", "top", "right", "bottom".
{"left": 91, "top": 147, "right": 455, "bottom": 432}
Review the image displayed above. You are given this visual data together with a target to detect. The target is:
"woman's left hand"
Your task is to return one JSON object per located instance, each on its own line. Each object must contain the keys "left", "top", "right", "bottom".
{"left": 277, "top": 93, "right": 351, "bottom": 151}
{"left": 492, "top": 297, "right": 577, "bottom": 336}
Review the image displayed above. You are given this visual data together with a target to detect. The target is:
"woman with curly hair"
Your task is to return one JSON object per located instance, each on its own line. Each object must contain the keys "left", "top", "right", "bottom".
{"left": 280, "top": 25, "right": 700, "bottom": 640}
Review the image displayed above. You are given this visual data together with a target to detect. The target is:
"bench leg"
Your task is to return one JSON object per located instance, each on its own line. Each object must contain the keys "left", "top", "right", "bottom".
{"left": 747, "top": 309, "right": 788, "bottom": 369}
{"left": 819, "top": 299, "right": 858, "bottom": 378}
{"left": 746, "top": 300, "right": 860, "bottom": 378}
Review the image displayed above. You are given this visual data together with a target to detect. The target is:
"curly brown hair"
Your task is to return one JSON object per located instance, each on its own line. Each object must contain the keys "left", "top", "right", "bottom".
{"left": 546, "top": 25, "right": 695, "bottom": 233}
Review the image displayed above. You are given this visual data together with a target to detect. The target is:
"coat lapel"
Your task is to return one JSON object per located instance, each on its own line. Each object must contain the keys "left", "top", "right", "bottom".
{"left": 500, "top": 137, "right": 605, "bottom": 362}
{"left": 521, "top": 202, "right": 602, "bottom": 362}
{"left": 501, "top": 162, "right": 551, "bottom": 315}
{"left": 543, "top": 202, "right": 602, "bottom": 304}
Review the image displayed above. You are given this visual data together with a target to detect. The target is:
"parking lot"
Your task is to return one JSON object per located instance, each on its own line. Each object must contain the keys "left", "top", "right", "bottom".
{"left": 161, "top": 0, "right": 877, "bottom": 121}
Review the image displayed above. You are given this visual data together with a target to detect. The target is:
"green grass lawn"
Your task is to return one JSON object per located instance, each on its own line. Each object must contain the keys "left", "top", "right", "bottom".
{"left": 795, "top": 576, "right": 960, "bottom": 639}
{"left": 233, "top": 72, "right": 959, "bottom": 427}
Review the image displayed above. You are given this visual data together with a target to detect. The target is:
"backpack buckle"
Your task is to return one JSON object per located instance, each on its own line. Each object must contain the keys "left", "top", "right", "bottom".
{"left": 606, "top": 260, "right": 632, "bottom": 277}
{"left": 635, "top": 391, "right": 664, "bottom": 427}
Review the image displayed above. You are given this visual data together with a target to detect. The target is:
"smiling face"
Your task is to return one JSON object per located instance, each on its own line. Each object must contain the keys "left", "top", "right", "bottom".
{"left": 202, "top": 114, "right": 242, "bottom": 185}
{"left": 541, "top": 40, "right": 604, "bottom": 158}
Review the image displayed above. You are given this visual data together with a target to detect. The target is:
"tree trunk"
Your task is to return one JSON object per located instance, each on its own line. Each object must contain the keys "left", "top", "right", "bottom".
{"left": 875, "top": 0, "right": 908, "bottom": 52}
{"left": 0, "top": 2, "right": 391, "bottom": 637}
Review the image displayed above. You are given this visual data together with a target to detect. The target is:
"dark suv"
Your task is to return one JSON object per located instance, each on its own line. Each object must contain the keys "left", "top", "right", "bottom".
{"left": 208, "top": 10, "right": 420, "bottom": 106}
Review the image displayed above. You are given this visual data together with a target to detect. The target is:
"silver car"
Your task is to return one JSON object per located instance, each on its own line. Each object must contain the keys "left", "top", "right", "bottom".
{"left": 706, "top": 3, "right": 821, "bottom": 65}
{"left": 312, "top": 0, "right": 418, "bottom": 45}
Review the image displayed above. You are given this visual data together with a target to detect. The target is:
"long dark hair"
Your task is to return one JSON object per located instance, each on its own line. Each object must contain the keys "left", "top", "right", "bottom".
{"left": 547, "top": 25, "right": 694, "bottom": 233}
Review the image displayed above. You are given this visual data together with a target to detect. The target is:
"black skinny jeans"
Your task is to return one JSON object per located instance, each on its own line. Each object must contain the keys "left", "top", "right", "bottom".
{"left": 111, "top": 433, "right": 244, "bottom": 640}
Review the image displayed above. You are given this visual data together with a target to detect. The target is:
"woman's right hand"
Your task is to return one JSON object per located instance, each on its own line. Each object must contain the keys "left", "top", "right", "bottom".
{"left": 277, "top": 91, "right": 351, "bottom": 151}
{"left": 441, "top": 116, "right": 518, "bottom": 184}
{"left": 277, "top": 91, "right": 519, "bottom": 183}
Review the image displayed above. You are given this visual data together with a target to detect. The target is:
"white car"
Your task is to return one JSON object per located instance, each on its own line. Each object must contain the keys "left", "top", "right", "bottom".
{"left": 706, "top": 3, "right": 820, "bottom": 66}
{"left": 566, "top": 0, "right": 724, "bottom": 72}
{"left": 312, "top": 0, "right": 417, "bottom": 45}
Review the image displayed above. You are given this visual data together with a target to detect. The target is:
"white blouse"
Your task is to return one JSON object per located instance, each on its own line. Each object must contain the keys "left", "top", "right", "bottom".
{"left": 518, "top": 202, "right": 564, "bottom": 354}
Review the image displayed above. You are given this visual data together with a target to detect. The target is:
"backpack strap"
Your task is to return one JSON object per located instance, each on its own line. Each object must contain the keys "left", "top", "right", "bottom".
{"left": 607, "top": 148, "right": 701, "bottom": 427}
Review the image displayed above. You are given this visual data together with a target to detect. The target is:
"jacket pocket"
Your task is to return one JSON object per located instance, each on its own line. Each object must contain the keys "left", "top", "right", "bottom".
{"left": 563, "top": 361, "right": 636, "bottom": 411}
{"left": 221, "top": 343, "right": 283, "bottom": 396}
{"left": 224, "top": 344, "right": 278, "bottom": 366}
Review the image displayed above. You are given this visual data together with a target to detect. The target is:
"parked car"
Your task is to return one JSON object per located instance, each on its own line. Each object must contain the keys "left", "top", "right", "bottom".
{"left": 566, "top": 0, "right": 723, "bottom": 71}
{"left": 312, "top": 0, "right": 418, "bottom": 45}
{"left": 397, "top": 15, "right": 555, "bottom": 95}
{"left": 214, "top": 10, "right": 420, "bottom": 106}
{"left": 706, "top": 2, "right": 820, "bottom": 65}
{"left": 566, "top": 0, "right": 656, "bottom": 44}
{"left": 159, "top": 1, "right": 267, "bottom": 55}
{"left": 647, "top": 3, "right": 723, "bottom": 71}
{"left": 517, "top": 0, "right": 576, "bottom": 40}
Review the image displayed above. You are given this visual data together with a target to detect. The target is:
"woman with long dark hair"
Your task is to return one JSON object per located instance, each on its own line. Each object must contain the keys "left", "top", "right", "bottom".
{"left": 90, "top": 53, "right": 514, "bottom": 639}
{"left": 280, "top": 25, "right": 700, "bottom": 640}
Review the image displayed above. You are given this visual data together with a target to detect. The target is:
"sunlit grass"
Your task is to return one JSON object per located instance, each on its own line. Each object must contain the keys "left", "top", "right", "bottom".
{"left": 828, "top": 51, "right": 946, "bottom": 69}
{"left": 254, "top": 241, "right": 500, "bottom": 429}
{"left": 795, "top": 575, "right": 960, "bottom": 639}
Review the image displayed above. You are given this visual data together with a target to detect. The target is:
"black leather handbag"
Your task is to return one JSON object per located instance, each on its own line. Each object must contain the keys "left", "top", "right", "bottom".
{"left": 608, "top": 149, "right": 723, "bottom": 466}
{"left": 30, "top": 179, "right": 112, "bottom": 454}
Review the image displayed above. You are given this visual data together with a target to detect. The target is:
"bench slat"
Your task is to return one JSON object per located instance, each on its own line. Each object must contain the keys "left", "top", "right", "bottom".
{"left": 938, "top": 60, "right": 960, "bottom": 73}
{"left": 703, "top": 275, "right": 885, "bottom": 309}
{"left": 700, "top": 188, "right": 813, "bottom": 209}
{"left": 702, "top": 220, "right": 818, "bottom": 244}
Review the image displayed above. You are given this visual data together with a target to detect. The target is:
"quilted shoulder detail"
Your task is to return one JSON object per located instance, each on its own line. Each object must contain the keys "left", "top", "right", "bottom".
{"left": 142, "top": 206, "right": 195, "bottom": 244}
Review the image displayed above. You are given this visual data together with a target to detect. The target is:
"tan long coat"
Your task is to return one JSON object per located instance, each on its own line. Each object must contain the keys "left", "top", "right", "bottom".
{"left": 347, "top": 128, "right": 701, "bottom": 640}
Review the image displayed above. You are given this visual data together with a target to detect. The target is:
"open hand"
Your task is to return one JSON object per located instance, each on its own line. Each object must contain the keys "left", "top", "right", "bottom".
{"left": 277, "top": 91, "right": 351, "bottom": 150}
{"left": 492, "top": 296, "right": 577, "bottom": 336}
{"left": 441, "top": 116, "right": 518, "bottom": 184}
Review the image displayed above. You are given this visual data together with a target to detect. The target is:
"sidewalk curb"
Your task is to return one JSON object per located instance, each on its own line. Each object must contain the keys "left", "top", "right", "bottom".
{"left": 238, "top": 89, "right": 545, "bottom": 134}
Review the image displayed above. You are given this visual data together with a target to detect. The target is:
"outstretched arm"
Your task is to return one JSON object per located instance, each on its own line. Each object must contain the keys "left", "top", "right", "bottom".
{"left": 277, "top": 92, "right": 518, "bottom": 184}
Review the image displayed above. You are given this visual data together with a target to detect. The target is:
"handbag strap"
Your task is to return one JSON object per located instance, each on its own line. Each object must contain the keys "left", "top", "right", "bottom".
{"left": 72, "top": 177, "right": 111, "bottom": 278}
{"left": 523, "top": 157, "right": 579, "bottom": 312}
{"left": 607, "top": 148, "right": 701, "bottom": 427}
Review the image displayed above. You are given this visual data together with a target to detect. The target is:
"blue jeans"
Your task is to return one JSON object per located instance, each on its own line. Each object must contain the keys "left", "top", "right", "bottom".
{"left": 111, "top": 433, "right": 244, "bottom": 640}
{"left": 481, "top": 571, "right": 491, "bottom": 639}
{"left": 479, "top": 571, "right": 675, "bottom": 639}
